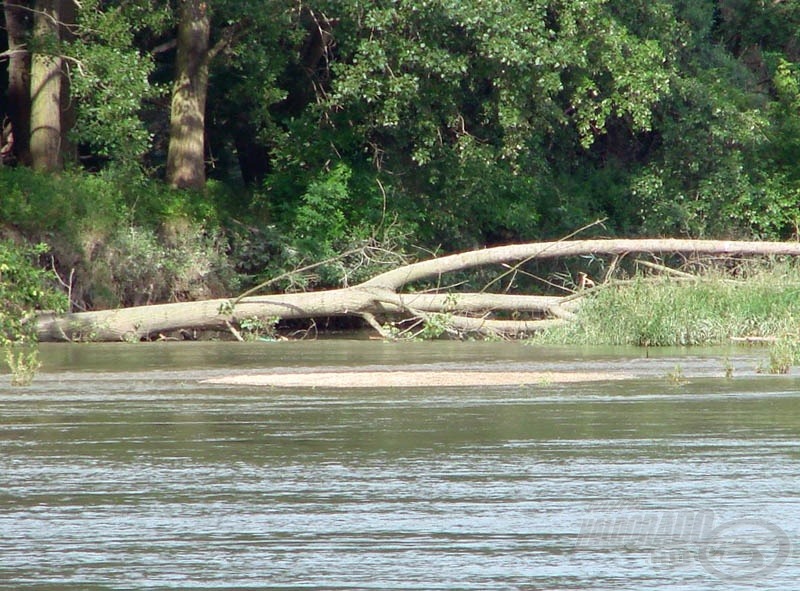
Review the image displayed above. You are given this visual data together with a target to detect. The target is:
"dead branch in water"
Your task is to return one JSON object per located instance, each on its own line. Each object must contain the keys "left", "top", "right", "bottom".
{"left": 36, "top": 238, "right": 800, "bottom": 342}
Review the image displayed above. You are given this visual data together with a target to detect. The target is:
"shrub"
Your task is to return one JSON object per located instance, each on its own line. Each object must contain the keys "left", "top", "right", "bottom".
{"left": 0, "top": 241, "right": 67, "bottom": 385}
{"left": 0, "top": 168, "right": 236, "bottom": 310}
{"left": 84, "top": 222, "right": 236, "bottom": 308}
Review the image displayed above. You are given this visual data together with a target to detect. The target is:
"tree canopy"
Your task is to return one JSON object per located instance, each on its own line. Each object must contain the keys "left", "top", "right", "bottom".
{"left": 1, "top": 0, "right": 800, "bottom": 304}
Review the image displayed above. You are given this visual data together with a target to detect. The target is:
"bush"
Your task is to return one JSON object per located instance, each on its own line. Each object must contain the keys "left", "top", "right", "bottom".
{"left": 0, "top": 241, "right": 67, "bottom": 385}
{"left": 82, "top": 222, "right": 236, "bottom": 308}
{"left": 0, "top": 167, "right": 128, "bottom": 238}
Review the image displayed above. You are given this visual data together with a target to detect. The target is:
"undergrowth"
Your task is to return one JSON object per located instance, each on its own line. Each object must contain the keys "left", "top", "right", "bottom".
{"left": 0, "top": 167, "right": 414, "bottom": 311}
{"left": 533, "top": 262, "right": 800, "bottom": 348}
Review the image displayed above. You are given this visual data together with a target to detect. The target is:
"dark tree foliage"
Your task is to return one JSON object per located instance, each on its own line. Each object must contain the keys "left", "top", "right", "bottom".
{"left": 1, "top": 0, "right": 799, "bottom": 255}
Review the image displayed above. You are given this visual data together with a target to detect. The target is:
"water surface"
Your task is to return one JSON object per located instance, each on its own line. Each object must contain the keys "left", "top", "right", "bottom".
{"left": 1, "top": 342, "right": 798, "bottom": 589}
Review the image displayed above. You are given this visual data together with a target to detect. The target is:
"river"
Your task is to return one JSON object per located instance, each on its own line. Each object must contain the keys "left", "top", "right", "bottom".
{"left": 1, "top": 341, "right": 798, "bottom": 590}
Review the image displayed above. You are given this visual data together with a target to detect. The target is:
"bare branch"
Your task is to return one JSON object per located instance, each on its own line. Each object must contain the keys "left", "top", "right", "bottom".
{"left": 0, "top": 48, "right": 29, "bottom": 62}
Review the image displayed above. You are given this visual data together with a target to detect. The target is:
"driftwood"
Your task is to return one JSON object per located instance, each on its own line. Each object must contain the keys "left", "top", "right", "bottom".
{"left": 36, "top": 238, "right": 800, "bottom": 342}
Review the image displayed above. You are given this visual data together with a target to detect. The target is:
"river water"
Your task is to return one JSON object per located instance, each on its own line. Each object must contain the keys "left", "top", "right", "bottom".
{"left": 1, "top": 341, "right": 798, "bottom": 590}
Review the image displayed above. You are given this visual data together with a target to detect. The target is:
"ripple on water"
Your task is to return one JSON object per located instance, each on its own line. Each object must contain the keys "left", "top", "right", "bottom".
{"left": 1, "top": 343, "right": 798, "bottom": 589}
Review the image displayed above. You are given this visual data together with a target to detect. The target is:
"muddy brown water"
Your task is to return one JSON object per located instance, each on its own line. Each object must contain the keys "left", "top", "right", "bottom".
{"left": 1, "top": 341, "right": 798, "bottom": 589}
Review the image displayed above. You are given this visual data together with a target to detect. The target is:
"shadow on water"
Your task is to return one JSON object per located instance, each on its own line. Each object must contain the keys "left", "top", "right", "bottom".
{"left": 1, "top": 341, "right": 798, "bottom": 589}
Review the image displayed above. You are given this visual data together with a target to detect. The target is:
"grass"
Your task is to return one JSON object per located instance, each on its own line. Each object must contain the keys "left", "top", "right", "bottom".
{"left": 532, "top": 260, "right": 800, "bottom": 351}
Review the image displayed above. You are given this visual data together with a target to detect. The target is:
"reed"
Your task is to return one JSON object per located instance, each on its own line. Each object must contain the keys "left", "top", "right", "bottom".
{"left": 534, "top": 261, "right": 800, "bottom": 348}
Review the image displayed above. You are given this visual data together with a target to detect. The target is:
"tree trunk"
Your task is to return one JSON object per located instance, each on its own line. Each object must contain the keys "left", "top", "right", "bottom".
{"left": 36, "top": 289, "right": 564, "bottom": 342}
{"left": 36, "top": 239, "right": 800, "bottom": 342}
{"left": 362, "top": 238, "right": 800, "bottom": 289}
{"left": 29, "top": 0, "right": 63, "bottom": 172}
{"left": 166, "top": 0, "right": 210, "bottom": 189}
{"left": 3, "top": 0, "right": 33, "bottom": 166}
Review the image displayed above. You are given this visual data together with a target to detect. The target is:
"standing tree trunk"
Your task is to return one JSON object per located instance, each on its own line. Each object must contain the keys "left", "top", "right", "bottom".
{"left": 29, "top": 0, "right": 63, "bottom": 172}
{"left": 166, "top": 0, "right": 210, "bottom": 189}
{"left": 4, "top": 0, "right": 33, "bottom": 165}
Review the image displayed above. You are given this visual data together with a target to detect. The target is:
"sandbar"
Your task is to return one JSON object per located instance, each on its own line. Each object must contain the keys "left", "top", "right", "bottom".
{"left": 202, "top": 370, "right": 631, "bottom": 388}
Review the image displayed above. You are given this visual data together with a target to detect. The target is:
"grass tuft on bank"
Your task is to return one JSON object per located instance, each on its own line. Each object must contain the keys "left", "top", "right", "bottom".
{"left": 533, "top": 262, "right": 800, "bottom": 348}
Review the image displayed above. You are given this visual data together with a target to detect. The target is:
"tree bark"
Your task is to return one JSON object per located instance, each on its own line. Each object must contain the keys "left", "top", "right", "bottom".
{"left": 29, "top": 0, "right": 63, "bottom": 172}
{"left": 361, "top": 238, "right": 800, "bottom": 290}
{"left": 36, "top": 238, "right": 800, "bottom": 342}
{"left": 3, "top": 0, "right": 33, "bottom": 165}
{"left": 166, "top": 0, "right": 210, "bottom": 189}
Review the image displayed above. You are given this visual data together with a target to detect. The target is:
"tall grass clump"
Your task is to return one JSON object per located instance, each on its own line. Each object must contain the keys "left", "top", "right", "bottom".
{"left": 534, "top": 261, "right": 800, "bottom": 347}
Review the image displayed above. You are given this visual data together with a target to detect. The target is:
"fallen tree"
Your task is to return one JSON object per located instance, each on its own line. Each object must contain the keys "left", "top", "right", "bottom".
{"left": 36, "top": 238, "right": 800, "bottom": 342}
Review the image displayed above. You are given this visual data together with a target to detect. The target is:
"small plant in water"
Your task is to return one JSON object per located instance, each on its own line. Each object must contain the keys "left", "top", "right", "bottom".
{"left": 666, "top": 364, "right": 687, "bottom": 385}
{"left": 767, "top": 337, "right": 800, "bottom": 374}
{"left": 239, "top": 315, "right": 279, "bottom": 341}
{"left": 5, "top": 346, "right": 41, "bottom": 387}
{"left": 722, "top": 357, "right": 734, "bottom": 379}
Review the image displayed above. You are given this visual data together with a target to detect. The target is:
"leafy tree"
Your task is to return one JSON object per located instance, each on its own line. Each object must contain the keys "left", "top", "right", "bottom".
{"left": 261, "top": 0, "right": 675, "bottom": 247}
{"left": 67, "top": 0, "right": 168, "bottom": 167}
{"left": 1, "top": 0, "right": 165, "bottom": 171}
{"left": 629, "top": 0, "right": 800, "bottom": 238}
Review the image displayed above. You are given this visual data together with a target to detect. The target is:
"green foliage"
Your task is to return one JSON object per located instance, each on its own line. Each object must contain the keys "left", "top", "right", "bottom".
{"left": 767, "top": 337, "right": 800, "bottom": 375}
{"left": 5, "top": 347, "right": 41, "bottom": 387}
{"left": 534, "top": 263, "right": 800, "bottom": 347}
{"left": 4, "top": 0, "right": 800, "bottom": 313}
{"left": 414, "top": 313, "right": 452, "bottom": 340}
{"left": 0, "top": 167, "right": 128, "bottom": 240}
{"left": 630, "top": 62, "right": 774, "bottom": 237}
{"left": 239, "top": 315, "right": 280, "bottom": 341}
{"left": 0, "top": 241, "right": 66, "bottom": 343}
{"left": 305, "top": 0, "right": 678, "bottom": 246}
{"left": 293, "top": 163, "right": 352, "bottom": 254}
{"left": 0, "top": 166, "right": 220, "bottom": 244}
{"left": 665, "top": 364, "right": 687, "bottom": 385}
{"left": 0, "top": 167, "right": 235, "bottom": 309}
{"left": 383, "top": 312, "right": 453, "bottom": 341}
{"left": 92, "top": 223, "right": 233, "bottom": 307}
{"left": 0, "top": 241, "right": 67, "bottom": 385}
{"left": 617, "top": 2, "right": 800, "bottom": 239}
{"left": 68, "top": 0, "right": 169, "bottom": 165}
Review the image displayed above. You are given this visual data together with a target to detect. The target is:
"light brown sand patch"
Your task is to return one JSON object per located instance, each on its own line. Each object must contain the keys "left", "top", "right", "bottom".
{"left": 202, "top": 370, "right": 631, "bottom": 388}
